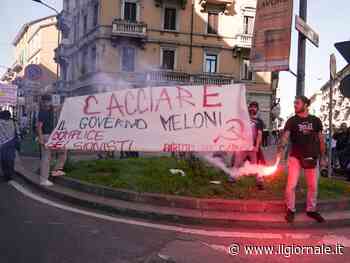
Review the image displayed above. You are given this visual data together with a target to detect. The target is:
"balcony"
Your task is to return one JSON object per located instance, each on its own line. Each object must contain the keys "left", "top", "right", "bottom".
{"left": 199, "top": 0, "right": 233, "bottom": 15}
{"left": 147, "top": 71, "right": 190, "bottom": 84}
{"left": 54, "top": 44, "right": 68, "bottom": 65}
{"left": 192, "top": 73, "right": 234, "bottom": 85}
{"left": 146, "top": 71, "right": 234, "bottom": 86}
{"left": 235, "top": 34, "right": 253, "bottom": 49}
{"left": 111, "top": 19, "right": 147, "bottom": 47}
{"left": 57, "top": 10, "right": 72, "bottom": 38}
{"left": 154, "top": 0, "right": 187, "bottom": 9}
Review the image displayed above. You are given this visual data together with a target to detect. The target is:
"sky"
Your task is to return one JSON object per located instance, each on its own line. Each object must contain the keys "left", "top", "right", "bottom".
{"left": 0, "top": 0, "right": 62, "bottom": 73}
{"left": 0, "top": 0, "right": 349, "bottom": 119}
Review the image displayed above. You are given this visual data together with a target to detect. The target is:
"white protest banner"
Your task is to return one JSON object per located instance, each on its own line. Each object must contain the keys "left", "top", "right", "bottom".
{"left": 47, "top": 84, "right": 253, "bottom": 152}
{"left": 0, "top": 84, "right": 17, "bottom": 105}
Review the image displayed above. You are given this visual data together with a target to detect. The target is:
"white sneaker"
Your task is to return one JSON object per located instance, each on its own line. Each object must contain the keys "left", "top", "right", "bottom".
{"left": 52, "top": 170, "right": 66, "bottom": 177}
{"left": 40, "top": 180, "right": 54, "bottom": 187}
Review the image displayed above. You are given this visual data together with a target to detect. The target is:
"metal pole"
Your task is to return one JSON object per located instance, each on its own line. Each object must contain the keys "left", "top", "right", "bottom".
{"left": 328, "top": 79, "right": 333, "bottom": 177}
{"left": 57, "top": 30, "right": 60, "bottom": 81}
{"left": 296, "top": 0, "right": 307, "bottom": 96}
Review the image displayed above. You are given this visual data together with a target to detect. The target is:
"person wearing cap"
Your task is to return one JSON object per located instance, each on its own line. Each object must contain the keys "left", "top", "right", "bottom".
{"left": 36, "top": 95, "right": 67, "bottom": 186}
{"left": 277, "top": 96, "right": 327, "bottom": 223}
{"left": 230, "top": 101, "right": 265, "bottom": 190}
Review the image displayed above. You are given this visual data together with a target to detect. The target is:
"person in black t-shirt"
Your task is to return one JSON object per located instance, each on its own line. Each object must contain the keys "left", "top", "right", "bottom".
{"left": 277, "top": 96, "right": 326, "bottom": 224}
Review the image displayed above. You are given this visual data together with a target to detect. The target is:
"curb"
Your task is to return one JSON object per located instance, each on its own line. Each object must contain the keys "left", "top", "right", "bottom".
{"left": 53, "top": 176, "right": 350, "bottom": 213}
{"left": 13, "top": 171, "right": 350, "bottom": 229}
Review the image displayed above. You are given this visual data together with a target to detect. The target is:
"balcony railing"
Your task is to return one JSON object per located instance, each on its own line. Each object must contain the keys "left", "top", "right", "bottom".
{"left": 155, "top": 0, "right": 187, "bottom": 9}
{"left": 147, "top": 71, "right": 190, "bottom": 83}
{"left": 236, "top": 34, "right": 253, "bottom": 48}
{"left": 146, "top": 71, "right": 234, "bottom": 85}
{"left": 192, "top": 73, "right": 234, "bottom": 85}
{"left": 199, "top": 0, "right": 233, "bottom": 14}
{"left": 112, "top": 19, "right": 147, "bottom": 38}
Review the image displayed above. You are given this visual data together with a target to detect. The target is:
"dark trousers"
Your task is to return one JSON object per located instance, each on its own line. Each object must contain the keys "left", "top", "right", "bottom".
{"left": 1, "top": 142, "right": 16, "bottom": 180}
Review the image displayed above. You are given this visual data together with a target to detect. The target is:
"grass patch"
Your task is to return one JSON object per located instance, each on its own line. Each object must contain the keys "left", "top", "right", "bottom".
{"left": 64, "top": 157, "right": 350, "bottom": 200}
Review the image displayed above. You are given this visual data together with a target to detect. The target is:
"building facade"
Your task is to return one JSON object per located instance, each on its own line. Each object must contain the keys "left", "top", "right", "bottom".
{"left": 314, "top": 64, "right": 350, "bottom": 130}
{"left": 1, "top": 15, "right": 59, "bottom": 117}
{"left": 57, "top": 0, "right": 275, "bottom": 127}
{"left": 309, "top": 91, "right": 322, "bottom": 118}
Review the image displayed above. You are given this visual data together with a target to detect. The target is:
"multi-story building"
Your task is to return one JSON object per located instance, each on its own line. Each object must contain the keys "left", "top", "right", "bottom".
{"left": 316, "top": 64, "right": 350, "bottom": 130}
{"left": 56, "top": 0, "right": 275, "bottom": 127}
{"left": 1, "top": 15, "right": 59, "bottom": 117}
{"left": 309, "top": 91, "right": 322, "bottom": 118}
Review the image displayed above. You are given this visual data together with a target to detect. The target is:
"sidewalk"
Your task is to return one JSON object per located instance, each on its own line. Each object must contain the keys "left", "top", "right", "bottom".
{"left": 13, "top": 153, "right": 350, "bottom": 229}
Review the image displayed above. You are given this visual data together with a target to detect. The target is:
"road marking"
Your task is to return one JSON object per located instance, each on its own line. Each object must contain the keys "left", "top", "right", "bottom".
{"left": 8, "top": 181, "right": 318, "bottom": 240}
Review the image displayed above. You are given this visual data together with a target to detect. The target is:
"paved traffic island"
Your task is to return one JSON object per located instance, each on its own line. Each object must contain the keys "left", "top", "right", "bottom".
{"left": 14, "top": 155, "right": 350, "bottom": 228}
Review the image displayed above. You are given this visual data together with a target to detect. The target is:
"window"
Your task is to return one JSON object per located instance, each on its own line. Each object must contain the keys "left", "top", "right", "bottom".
{"left": 163, "top": 7, "right": 177, "bottom": 31}
{"left": 124, "top": 2, "right": 137, "bottom": 22}
{"left": 161, "top": 49, "right": 175, "bottom": 70}
{"left": 121, "top": 47, "right": 135, "bottom": 72}
{"left": 81, "top": 49, "right": 88, "bottom": 75}
{"left": 93, "top": 3, "right": 99, "bottom": 26}
{"left": 207, "top": 13, "right": 218, "bottom": 34}
{"left": 205, "top": 53, "right": 217, "bottom": 73}
{"left": 243, "top": 16, "right": 254, "bottom": 35}
{"left": 242, "top": 59, "right": 253, "bottom": 80}
{"left": 91, "top": 46, "right": 97, "bottom": 72}
{"left": 83, "top": 14, "right": 88, "bottom": 35}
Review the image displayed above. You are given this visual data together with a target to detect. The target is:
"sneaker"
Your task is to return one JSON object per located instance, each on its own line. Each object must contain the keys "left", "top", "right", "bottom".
{"left": 306, "top": 211, "right": 325, "bottom": 223}
{"left": 285, "top": 209, "right": 295, "bottom": 223}
{"left": 52, "top": 170, "right": 66, "bottom": 177}
{"left": 40, "top": 180, "right": 54, "bottom": 187}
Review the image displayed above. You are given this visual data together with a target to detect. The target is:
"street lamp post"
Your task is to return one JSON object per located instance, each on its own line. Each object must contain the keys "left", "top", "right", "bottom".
{"left": 32, "top": 0, "right": 60, "bottom": 82}
{"left": 296, "top": 0, "right": 307, "bottom": 96}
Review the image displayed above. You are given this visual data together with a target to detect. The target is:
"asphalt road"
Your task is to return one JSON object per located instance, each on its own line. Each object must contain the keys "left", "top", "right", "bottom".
{"left": 1, "top": 179, "right": 350, "bottom": 263}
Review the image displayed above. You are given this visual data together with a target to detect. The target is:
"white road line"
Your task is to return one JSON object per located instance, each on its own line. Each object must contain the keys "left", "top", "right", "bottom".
{"left": 9, "top": 180, "right": 312, "bottom": 240}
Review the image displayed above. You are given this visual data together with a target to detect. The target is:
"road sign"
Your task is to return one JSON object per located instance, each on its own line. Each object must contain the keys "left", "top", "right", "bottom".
{"left": 295, "top": 15, "right": 319, "bottom": 48}
{"left": 335, "top": 41, "right": 350, "bottom": 63}
{"left": 24, "top": 64, "right": 42, "bottom": 81}
{"left": 340, "top": 75, "right": 350, "bottom": 98}
{"left": 330, "top": 54, "right": 337, "bottom": 80}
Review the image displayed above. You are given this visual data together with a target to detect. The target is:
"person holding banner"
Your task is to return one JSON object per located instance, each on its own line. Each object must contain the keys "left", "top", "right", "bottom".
{"left": 230, "top": 101, "right": 264, "bottom": 190}
{"left": 277, "top": 96, "right": 327, "bottom": 224}
{"left": 37, "top": 95, "right": 67, "bottom": 186}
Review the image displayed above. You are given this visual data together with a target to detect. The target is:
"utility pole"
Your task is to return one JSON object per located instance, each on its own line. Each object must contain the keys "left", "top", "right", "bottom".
{"left": 296, "top": 0, "right": 307, "bottom": 96}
